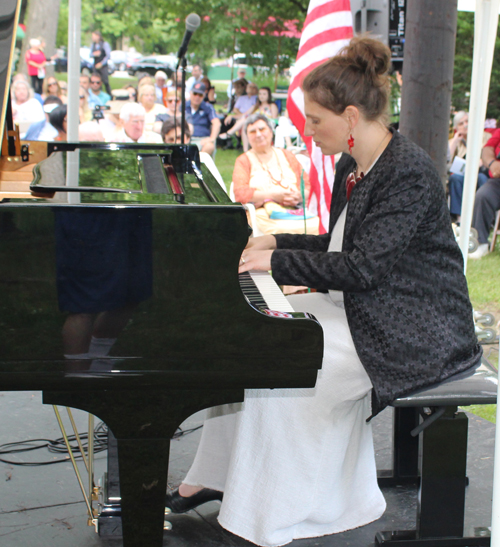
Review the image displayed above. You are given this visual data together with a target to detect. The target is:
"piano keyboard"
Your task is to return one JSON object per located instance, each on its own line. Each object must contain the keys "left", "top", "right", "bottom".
{"left": 239, "top": 271, "right": 294, "bottom": 313}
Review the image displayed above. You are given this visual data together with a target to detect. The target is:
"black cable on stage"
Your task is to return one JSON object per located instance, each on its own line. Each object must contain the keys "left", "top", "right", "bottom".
{"left": 0, "top": 422, "right": 203, "bottom": 466}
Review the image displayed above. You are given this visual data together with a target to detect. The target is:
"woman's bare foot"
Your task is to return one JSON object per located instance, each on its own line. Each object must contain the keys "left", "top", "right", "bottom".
{"left": 178, "top": 483, "right": 203, "bottom": 497}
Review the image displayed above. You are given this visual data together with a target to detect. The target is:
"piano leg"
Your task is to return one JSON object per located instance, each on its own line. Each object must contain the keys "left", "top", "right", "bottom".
{"left": 43, "top": 388, "right": 245, "bottom": 547}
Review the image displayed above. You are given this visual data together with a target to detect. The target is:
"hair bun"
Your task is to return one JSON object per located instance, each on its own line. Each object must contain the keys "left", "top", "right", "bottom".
{"left": 344, "top": 35, "right": 391, "bottom": 79}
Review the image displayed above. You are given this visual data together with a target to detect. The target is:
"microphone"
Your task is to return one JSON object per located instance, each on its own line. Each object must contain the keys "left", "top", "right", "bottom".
{"left": 177, "top": 13, "right": 201, "bottom": 68}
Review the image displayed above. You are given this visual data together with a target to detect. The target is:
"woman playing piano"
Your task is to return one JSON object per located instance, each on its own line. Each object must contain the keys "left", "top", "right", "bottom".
{"left": 166, "top": 36, "right": 481, "bottom": 547}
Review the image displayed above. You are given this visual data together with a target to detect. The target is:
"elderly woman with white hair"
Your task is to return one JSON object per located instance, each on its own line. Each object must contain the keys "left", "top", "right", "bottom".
{"left": 25, "top": 38, "right": 46, "bottom": 94}
{"left": 11, "top": 80, "right": 45, "bottom": 131}
{"left": 107, "top": 102, "right": 162, "bottom": 143}
{"left": 138, "top": 84, "right": 167, "bottom": 132}
{"left": 448, "top": 110, "right": 489, "bottom": 223}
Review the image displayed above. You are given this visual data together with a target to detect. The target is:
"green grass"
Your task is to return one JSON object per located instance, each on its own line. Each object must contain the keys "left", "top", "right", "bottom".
{"left": 466, "top": 245, "right": 500, "bottom": 306}
{"left": 213, "top": 147, "right": 240, "bottom": 190}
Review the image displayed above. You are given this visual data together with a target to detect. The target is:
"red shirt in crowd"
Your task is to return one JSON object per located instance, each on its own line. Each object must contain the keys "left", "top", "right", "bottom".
{"left": 484, "top": 128, "right": 500, "bottom": 176}
{"left": 25, "top": 49, "right": 46, "bottom": 77}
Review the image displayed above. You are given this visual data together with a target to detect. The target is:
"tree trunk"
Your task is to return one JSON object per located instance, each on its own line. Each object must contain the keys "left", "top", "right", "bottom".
{"left": 399, "top": 0, "right": 458, "bottom": 188}
{"left": 18, "top": 0, "right": 61, "bottom": 78}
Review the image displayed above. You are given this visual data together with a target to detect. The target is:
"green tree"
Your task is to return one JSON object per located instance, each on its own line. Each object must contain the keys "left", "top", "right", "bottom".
{"left": 57, "top": 0, "right": 180, "bottom": 53}
{"left": 453, "top": 11, "right": 500, "bottom": 120}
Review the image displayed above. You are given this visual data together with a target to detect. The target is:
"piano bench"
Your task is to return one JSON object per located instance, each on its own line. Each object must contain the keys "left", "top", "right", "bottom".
{"left": 375, "top": 360, "right": 497, "bottom": 547}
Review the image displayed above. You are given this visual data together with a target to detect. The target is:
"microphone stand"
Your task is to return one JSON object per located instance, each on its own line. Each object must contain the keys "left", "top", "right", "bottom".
{"left": 180, "top": 57, "right": 187, "bottom": 147}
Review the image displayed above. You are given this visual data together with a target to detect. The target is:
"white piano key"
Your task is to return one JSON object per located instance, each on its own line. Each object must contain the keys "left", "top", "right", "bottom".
{"left": 249, "top": 271, "right": 294, "bottom": 312}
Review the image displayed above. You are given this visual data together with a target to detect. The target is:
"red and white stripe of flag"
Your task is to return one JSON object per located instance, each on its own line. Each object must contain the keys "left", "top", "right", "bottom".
{"left": 287, "top": 0, "right": 353, "bottom": 233}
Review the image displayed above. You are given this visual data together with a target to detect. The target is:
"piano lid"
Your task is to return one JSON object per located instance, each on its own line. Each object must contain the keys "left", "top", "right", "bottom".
{"left": 0, "top": 0, "right": 21, "bottom": 146}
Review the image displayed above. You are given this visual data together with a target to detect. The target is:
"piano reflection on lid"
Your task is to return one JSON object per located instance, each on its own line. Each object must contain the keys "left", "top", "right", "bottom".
{"left": 54, "top": 207, "right": 153, "bottom": 371}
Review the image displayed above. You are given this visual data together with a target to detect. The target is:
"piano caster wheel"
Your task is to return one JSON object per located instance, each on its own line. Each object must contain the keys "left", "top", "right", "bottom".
{"left": 164, "top": 521, "right": 173, "bottom": 531}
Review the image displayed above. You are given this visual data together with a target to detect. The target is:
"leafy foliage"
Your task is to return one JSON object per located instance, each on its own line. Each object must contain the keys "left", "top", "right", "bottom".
{"left": 56, "top": 0, "right": 306, "bottom": 73}
{"left": 57, "top": 0, "right": 180, "bottom": 53}
{"left": 453, "top": 11, "right": 500, "bottom": 120}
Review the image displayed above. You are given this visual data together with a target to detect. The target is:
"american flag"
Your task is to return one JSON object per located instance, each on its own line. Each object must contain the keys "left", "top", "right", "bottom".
{"left": 287, "top": 0, "right": 353, "bottom": 233}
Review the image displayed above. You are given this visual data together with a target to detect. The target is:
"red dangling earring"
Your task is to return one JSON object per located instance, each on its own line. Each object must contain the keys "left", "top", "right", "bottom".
{"left": 348, "top": 134, "right": 354, "bottom": 155}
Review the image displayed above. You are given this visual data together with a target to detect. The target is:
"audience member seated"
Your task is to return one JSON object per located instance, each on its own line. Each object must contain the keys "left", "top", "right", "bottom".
{"left": 106, "top": 102, "right": 162, "bottom": 143}
{"left": 80, "top": 74, "right": 90, "bottom": 92}
{"left": 24, "top": 96, "right": 62, "bottom": 141}
{"left": 186, "top": 64, "right": 203, "bottom": 93}
{"left": 12, "top": 73, "right": 43, "bottom": 105}
{"left": 42, "top": 77, "right": 67, "bottom": 104}
{"left": 97, "top": 91, "right": 129, "bottom": 140}
{"left": 222, "top": 82, "right": 258, "bottom": 134}
{"left": 469, "top": 126, "right": 500, "bottom": 258}
{"left": 448, "top": 111, "right": 488, "bottom": 222}
{"left": 161, "top": 118, "right": 191, "bottom": 144}
{"left": 59, "top": 80, "right": 68, "bottom": 100}
{"left": 79, "top": 121, "right": 105, "bottom": 142}
{"left": 11, "top": 79, "right": 45, "bottom": 135}
{"left": 186, "top": 82, "right": 220, "bottom": 156}
{"left": 232, "top": 113, "right": 319, "bottom": 235}
{"left": 274, "top": 112, "right": 300, "bottom": 149}
{"left": 226, "top": 68, "right": 249, "bottom": 102}
{"left": 153, "top": 90, "right": 184, "bottom": 133}
{"left": 220, "top": 86, "right": 279, "bottom": 152}
{"left": 79, "top": 86, "right": 92, "bottom": 123}
{"left": 49, "top": 105, "right": 67, "bottom": 141}
{"left": 87, "top": 73, "right": 111, "bottom": 109}
{"left": 167, "top": 69, "right": 185, "bottom": 97}
{"left": 226, "top": 78, "right": 248, "bottom": 113}
{"left": 201, "top": 77, "right": 216, "bottom": 105}
{"left": 138, "top": 84, "right": 167, "bottom": 132}
{"left": 124, "top": 84, "right": 137, "bottom": 102}
{"left": 154, "top": 70, "right": 168, "bottom": 105}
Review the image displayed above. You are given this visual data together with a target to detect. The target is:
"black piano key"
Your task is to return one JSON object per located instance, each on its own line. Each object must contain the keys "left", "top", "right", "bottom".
{"left": 239, "top": 272, "right": 267, "bottom": 309}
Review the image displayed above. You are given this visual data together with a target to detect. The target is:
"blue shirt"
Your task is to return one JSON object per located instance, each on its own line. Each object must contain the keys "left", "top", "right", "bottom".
{"left": 88, "top": 90, "right": 111, "bottom": 109}
{"left": 234, "top": 94, "right": 257, "bottom": 114}
{"left": 185, "top": 101, "right": 216, "bottom": 138}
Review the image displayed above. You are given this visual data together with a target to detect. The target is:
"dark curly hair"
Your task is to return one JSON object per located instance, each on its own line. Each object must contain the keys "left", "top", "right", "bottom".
{"left": 302, "top": 35, "right": 391, "bottom": 123}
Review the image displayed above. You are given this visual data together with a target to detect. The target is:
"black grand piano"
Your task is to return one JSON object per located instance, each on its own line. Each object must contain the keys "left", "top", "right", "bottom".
{"left": 0, "top": 4, "right": 323, "bottom": 546}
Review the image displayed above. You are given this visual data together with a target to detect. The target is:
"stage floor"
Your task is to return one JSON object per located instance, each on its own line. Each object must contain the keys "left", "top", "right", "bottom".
{"left": 0, "top": 390, "right": 494, "bottom": 547}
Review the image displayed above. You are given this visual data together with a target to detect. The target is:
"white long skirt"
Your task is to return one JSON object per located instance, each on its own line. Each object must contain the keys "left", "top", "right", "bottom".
{"left": 183, "top": 291, "right": 386, "bottom": 547}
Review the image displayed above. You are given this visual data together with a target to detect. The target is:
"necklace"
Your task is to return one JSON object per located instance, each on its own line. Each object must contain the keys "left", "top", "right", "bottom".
{"left": 346, "top": 130, "right": 391, "bottom": 200}
{"left": 254, "top": 149, "right": 289, "bottom": 189}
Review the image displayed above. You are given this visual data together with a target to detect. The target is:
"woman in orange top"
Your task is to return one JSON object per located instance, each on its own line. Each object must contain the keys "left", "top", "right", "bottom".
{"left": 232, "top": 113, "right": 319, "bottom": 235}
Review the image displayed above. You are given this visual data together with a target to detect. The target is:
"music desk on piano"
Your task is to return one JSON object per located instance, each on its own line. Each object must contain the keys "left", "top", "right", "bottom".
{"left": 0, "top": 141, "right": 324, "bottom": 547}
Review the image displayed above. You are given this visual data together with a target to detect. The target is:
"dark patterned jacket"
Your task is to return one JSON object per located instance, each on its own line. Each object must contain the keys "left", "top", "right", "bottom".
{"left": 271, "top": 130, "right": 482, "bottom": 417}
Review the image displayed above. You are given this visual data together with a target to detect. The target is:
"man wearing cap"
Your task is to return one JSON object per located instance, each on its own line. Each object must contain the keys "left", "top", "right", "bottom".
{"left": 90, "top": 30, "right": 112, "bottom": 95}
{"left": 107, "top": 102, "right": 162, "bottom": 144}
{"left": 186, "top": 64, "right": 203, "bottom": 94}
{"left": 185, "top": 82, "right": 220, "bottom": 155}
{"left": 154, "top": 71, "right": 168, "bottom": 105}
{"left": 88, "top": 73, "right": 111, "bottom": 109}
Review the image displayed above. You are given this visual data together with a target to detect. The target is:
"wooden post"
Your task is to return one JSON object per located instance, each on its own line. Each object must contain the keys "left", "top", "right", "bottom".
{"left": 274, "top": 34, "right": 282, "bottom": 92}
{"left": 399, "top": 0, "right": 458, "bottom": 188}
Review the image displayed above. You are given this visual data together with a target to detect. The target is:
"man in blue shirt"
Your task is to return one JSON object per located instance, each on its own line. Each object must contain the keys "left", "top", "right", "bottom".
{"left": 87, "top": 73, "right": 111, "bottom": 110}
{"left": 185, "top": 82, "right": 220, "bottom": 155}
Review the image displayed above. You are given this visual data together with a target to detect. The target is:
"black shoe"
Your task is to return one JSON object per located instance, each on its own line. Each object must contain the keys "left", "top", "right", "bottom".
{"left": 165, "top": 488, "right": 223, "bottom": 513}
